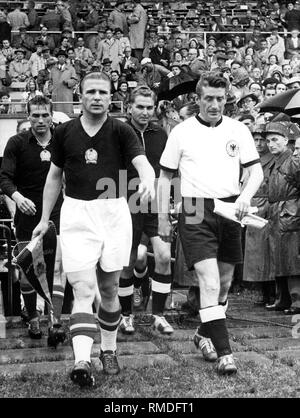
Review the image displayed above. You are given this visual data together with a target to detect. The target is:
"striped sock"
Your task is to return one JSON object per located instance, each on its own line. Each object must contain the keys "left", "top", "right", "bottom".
{"left": 118, "top": 277, "right": 133, "bottom": 315}
{"left": 199, "top": 306, "right": 232, "bottom": 358}
{"left": 98, "top": 305, "right": 121, "bottom": 352}
{"left": 20, "top": 280, "right": 38, "bottom": 320}
{"left": 70, "top": 312, "right": 98, "bottom": 363}
{"left": 134, "top": 266, "right": 148, "bottom": 288}
{"left": 52, "top": 284, "right": 65, "bottom": 322}
{"left": 152, "top": 273, "right": 172, "bottom": 315}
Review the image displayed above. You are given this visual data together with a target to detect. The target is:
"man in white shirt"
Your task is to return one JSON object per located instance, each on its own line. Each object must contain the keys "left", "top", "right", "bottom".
{"left": 158, "top": 74, "right": 263, "bottom": 376}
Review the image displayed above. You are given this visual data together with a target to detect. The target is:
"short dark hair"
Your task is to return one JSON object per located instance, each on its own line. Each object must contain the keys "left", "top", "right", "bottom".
{"left": 27, "top": 95, "right": 53, "bottom": 114}
{"left": 239, "top": 113, "right": 255, "bottom": 122}
{"left": 80, "top": 72, "right": 111, "bottom": 93}
{"left": 129, "top": 85, "right": 156, "bottom": 104}
{"left": 196, "top": 74, "right": 227, "bottom": 96}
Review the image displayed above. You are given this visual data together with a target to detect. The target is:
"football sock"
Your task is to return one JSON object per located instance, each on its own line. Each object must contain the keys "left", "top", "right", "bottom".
{"left": 199, "top": 306, "right": 232, "bottom": 357}
{"left": 70, "top": 312, "right": 97, "bottom": 363}
{"left": 152, "top": 272, "right": 172, "bottom": 315}
{"left": 118, "top": 277, "right": 133, "bottom": 315}
{"left": 98, "top": 305, "right": 121, "bottom": 352}
{"left": 133, "top": 266, "right": 148, "bottom": 288}
{"left": 52, "top": 284, "right": 65, "bottom": 322}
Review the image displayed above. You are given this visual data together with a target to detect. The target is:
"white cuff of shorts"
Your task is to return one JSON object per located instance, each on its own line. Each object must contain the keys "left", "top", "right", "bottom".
{"left": 199, "top": 305, "right": 226, "bottom": 323}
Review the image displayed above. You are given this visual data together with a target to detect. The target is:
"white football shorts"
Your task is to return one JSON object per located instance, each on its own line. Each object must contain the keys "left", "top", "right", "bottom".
{"left": 60, "top": 196, "right": 132, "bottom": 273}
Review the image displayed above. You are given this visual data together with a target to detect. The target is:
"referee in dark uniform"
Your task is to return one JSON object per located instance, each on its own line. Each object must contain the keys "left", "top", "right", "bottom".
{"left": 0, "top": 96, "right": 65, "bottom": 344}
{"left": 158, "top": 74, "right": 263, "bottom": 375}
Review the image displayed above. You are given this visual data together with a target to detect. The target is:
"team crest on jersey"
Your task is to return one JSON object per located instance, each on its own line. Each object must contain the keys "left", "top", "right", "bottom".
{"left": 85, "top": 148, "right": 98, "bottom": 164}
{"left": 226, "top": 140, "right": 239, "bottom": 157}
{"left": 40, "top": 150, "right": 51, "bottom": 162}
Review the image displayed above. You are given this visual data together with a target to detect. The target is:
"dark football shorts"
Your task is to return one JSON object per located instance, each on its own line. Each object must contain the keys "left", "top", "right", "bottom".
{"left": 131, "top": 212, "right": 158, "bottom": 249}
{"left": 178, "top": 197, "right": 243, "bottom": 270}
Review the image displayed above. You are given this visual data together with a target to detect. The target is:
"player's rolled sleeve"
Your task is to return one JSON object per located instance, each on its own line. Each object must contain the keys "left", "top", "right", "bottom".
{"left": 159, "top": 127, "right": 181, "bottom": 172}
{"left": 239, "top": 124, "right": 261, "bottom": 168}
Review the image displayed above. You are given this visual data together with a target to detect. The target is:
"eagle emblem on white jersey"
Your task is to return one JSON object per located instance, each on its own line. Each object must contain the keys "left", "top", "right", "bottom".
{"left": 226, "top": 140, "right": 239, "bottom": 157}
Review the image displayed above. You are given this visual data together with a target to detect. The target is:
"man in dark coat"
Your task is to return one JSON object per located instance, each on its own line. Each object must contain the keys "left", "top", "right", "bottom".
{"left": 265, "top": 122, "right": 300, "bottom": 315}
{"left": 149, "top": 37, "right": 171, "bottom": 68}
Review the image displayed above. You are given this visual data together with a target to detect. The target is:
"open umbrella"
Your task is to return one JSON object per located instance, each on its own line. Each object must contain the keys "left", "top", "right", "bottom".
{"left": 259, "top": 88, "right": 300, "bottom": 116}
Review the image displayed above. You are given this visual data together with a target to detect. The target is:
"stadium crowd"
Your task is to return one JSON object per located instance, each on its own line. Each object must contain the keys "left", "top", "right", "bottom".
{"left": 0, "top": 0, "right": 300, "bottom": 384}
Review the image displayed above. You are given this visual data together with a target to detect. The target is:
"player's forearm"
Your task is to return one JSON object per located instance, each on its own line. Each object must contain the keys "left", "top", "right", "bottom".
{"left": 158, "top": 169, "right": 173, "bottom": 218}
{"left": 41, "top": 173, "right": 63, "bottom": 223}
{"left": 239, "top": 164, "right": 264, "bottom": 202}
{"left": 132, "top": 155, "right": 155, "bottom": 184}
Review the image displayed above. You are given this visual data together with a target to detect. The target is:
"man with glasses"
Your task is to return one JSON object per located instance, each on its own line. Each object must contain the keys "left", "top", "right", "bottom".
{"left": 0, "top": 96, "right": 66, "bottom": 345}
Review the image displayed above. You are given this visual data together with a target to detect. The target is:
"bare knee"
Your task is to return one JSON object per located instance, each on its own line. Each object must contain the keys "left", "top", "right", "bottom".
{"left": 99, "top": 280, "right": 119, "bottom": 300}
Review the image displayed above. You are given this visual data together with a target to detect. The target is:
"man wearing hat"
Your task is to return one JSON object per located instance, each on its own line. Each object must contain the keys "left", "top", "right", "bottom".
{"left": 13, "top": 27, "right": 35, "bottom": 60}
{"left": 265, "top": 121, "right": 300, "bottom": 315}
{"left": 138, "top": 57, "right": 173, "bottom": 92}
{"left": 101, "top": 58, "right": 113, "bottom": 77}
{"left": 142, "top": 27, "right": 158, "bottom": 58}
{"left": 96, "top": 27, "right": 123, "bottom": 72}
{"left": 9, "top": 48, "right": 30, "bottom": 82}
{"left": 49, "top": 50, "right": 77, "bottom": 114}
{"left": 37, "top": 56, "right": 57, "bottom": 95}
{"left": 286, "top": 75, "right": 300, "bottom": 89}
{"left": 237, "top": 92, "right": 259, "bottom": 117}
{"left": 243, "top": 124, "right": 275, "bottom": 306}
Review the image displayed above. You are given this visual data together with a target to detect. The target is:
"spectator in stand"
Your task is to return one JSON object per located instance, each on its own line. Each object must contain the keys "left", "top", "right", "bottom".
{"left": 0, "top": 11, "right": 11, "bottom": 45}
{"left": 2, "top": 39, "right": 15, "bottom": 67}
{"left": 286, "top": 75, "right": 300, "bottom": 89}
{"left": 282, "top": 1, "right": 300, "bottom": 31}
{"left": 216, "top": 8, "right": 231, "bottom": 31}
{"left": 111, "top": 79, "right": 130, "bottom": 112}
{"left": 264, "top": 86, "right": 277, "bottom": 99}
{"left": 143, "top": 27, "right": 158, "bottom": 58}
{"left": 0, "top": 90, "right": 13, "bottom": 114}
{"left": 40, "top": 4, "right": 63, "bottom": 45}
{"left": 49, "top": 49, "right": 77, "bottom": 114}
{"left": 264, "top": 54, "right": 282, "bottom": 79}
{"left": 110, "top": 70, "right": 120, "bottom": 95}
{"left": 108, "top": 1, "right": 129, "bottom": 36}
{"left": 157, "top": 18, "right": 171, "bottom": 39}
{"left": 29, "top": 40, "right": 46, "bottom": 79}
{"left": 67, "top": 47, "right": 89, "bottom": 79}
{"left": 88, "top": 28, "right": 105, "bottom": 57}
{"left": 97, "top": 28, "right": 123, "bottom": 72}
{"left": 149, "top": 37, "right": 170, "bottom": 69}
{"left": 249, "top": 82, "right": 264, "bottom": 101}
{"left": 276, "top": 82, "right": 288, "bottom": 94}
{"left": 74, "top": 37, "right": 94, "bottom": 66}
{"left": 251, "top": 67, "right": 264, "bottom": 83}
{"left": 101, "top": 58, "right": 113, "bottom": 77}
{"left": 267, "top": 35, "right": 285, "bottom": 65}
{"left": 285, "top": 29, "right": 300, "bottom": 59}
{"left": 127, "top": 0, "right": 147, "bottom": 61}
{"left": 35, "top": 26, "right": 56, "bottom": 54}
{"left": 243, "top": 124, "right": 275, "bottom": 307}
{"left": 21, "top": 77, "right": 43, "bottom": 102}
{"left": 27, "top": 0, "right": 40, "bottom": 30}
{"left": 282, "top": 63, "right": 293, "bottom": 83}
{"left": 13, "top": 27, "right": 35, "bottom": 60}
{"left": 138, "top": 57, "right": 172, "bottom": 93}
{"left": 238, "top": 113, "right": 255, "bottom": 131}
{"left": 7, "top": 3, "right": 29, "bottom": 31}
{"left": 204, "top": 45, "right": 217, "bottom": 72}
{"left": 169, "top": 61, "right": 193, "bottom": 90}
{"left": 9, "top": 48, "right": 31, "bottom": 82}
{"left": 37, "top": 57, "right": 57, "bottom": 95}
{"left": 237, "top": 92, "right": 259, "bottom": 118}
{"left": 54, "top": 36, "right": 72, "bottom": 57}
{"left": 56, "top": 0, "right": 74, "bottom": 31}
{"left": 114, "top": 28, "right": 130, "bottom": 55}
{"left": 187, "top": 48, "right": 207, "bottom": 77}
{"left": 77, "top": 2, "right": 99, "bottom": 32}
{"left": 265, "top": 121, "right": 300, "bottom": 315}
{"left": 120, "top": 46, "right": 140, "bottom": 81}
